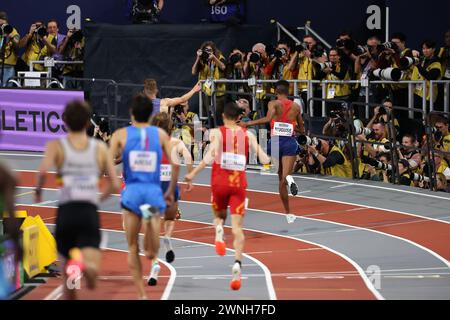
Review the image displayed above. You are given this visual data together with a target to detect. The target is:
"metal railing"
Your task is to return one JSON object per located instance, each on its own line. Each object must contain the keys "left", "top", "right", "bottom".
{"left": 28, "top": 60, "right": 83, "bottom": 79}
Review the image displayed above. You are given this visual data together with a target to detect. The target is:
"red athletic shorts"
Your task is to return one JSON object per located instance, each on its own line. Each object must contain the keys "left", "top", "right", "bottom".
{"left": 211, "top": 185, "right": 246, "bottom": 215}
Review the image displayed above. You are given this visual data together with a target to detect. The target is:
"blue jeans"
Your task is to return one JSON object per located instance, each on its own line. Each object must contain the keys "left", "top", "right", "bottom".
{"left": 1, "top": 65, "right": 15, "bottom": 87}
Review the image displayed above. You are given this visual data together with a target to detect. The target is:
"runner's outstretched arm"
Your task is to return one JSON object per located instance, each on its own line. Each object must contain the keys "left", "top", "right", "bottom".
{"left": 240, "top": 101, "right": 277, "bottom": 128}
{"left": 163, "top": 82, "right": 202, "bottom": 109}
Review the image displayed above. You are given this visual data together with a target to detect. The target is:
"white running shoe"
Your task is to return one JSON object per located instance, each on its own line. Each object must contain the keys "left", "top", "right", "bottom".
{"left": 148, "top": 262, "right": 161, "bottom": 286}
{"left": 230, "top": 262, "right": 241, "bottom": 290}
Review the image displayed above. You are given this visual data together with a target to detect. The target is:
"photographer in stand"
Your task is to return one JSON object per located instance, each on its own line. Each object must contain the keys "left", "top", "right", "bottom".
{"left": 192, "top": 41, "right": 226, "bottom": 126}
{"left": 226, "top": 48, "right": 248, "bottom": 99}
{"left": 0, "top": 12, "right": 20, "bottom": 87}
{"left": 18, "top": 20, "right": 56, "bottom": 72}
{"left": 172, "top": 101, "right": 200, "bottom": 160}
{"left": 58, "top": 28, "right": 85, "bottom": 89}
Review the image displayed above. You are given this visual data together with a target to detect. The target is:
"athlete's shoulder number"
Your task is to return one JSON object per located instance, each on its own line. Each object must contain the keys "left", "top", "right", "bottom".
{"left": 129, "top": 150, "right": 157, "bottom": 172}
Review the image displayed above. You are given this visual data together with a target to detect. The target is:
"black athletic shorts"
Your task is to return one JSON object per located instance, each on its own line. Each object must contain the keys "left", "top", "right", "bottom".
{"left": 55, "top": 202, "right": 100, "bottom": 258}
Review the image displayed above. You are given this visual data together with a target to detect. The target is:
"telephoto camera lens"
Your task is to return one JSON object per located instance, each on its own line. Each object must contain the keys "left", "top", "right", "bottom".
{"left": 71, "top": 30, "right": 84, "bottom": 42}
{"left": 372, "top": 68, "right": 402, "bottom": 81}
{"left": 318, "top": 62, "right": 333, "bottom": 71}
{"left": 399, "top": 56, "right": 419, "bottom": 69}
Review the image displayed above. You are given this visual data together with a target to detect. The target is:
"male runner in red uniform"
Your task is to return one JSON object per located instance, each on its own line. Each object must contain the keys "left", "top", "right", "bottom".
{"left": 185, "top": 102, "right": 270, "bottom": 290}
{"left": 240, "top": 80, "right": 305, "bottom": 214}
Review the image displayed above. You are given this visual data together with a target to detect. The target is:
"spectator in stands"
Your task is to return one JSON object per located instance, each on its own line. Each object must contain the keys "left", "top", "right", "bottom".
{"left": 264, "top": 40, "right": 296, "bottom": 87}
{"left": 386, "top": 33, "right": 413, "bottom": 117}
{"left": 18, "top": 20, "right": 56, "bottom": 72}
{"left": 353, "top": 45, "right": 378, "bottom": 117}
{"left": 411, "top": 40, "right": 442, "bottom": 113}
{"left": 172, "top": 100, "right": 201, "bottom": 160}
{"left": 0, "top": 12, "right": 20, "bottom": 87}
{"left": 226, "top": 48, "right": 248, "bottom": 98}
{"left": 288, "top": 35, "right": 319, "bottom": 108}
{"left": 243, "top": 42, "right": 270, "bottom": 100}
{"left": 433, "top": 116, "right": 450, "bottom": 155}
{"left": 366, "top": 98, "right": 400, "bottom": 139}
{"left": 360, "top": 122, "right": 389, "bottom": 158}
{"left": 315, "top": 48, "right": 351, "bottom": 113}
{"left": 130, "top": 0, "right": 164, "bottom": 24}
{"left": 58, "top": 28, "right": 85, "bottom": 89}
{"left": 192, "top": 41, "right": 226, "bottom": 126}
{"left": 47, "top": 19, "right": 65, "bottom": 59}
{"left": 399, "top": 134, "right": 422, "bottom": 171}
{"left": 438, "top": 29, "right": 450, "bottom": 81}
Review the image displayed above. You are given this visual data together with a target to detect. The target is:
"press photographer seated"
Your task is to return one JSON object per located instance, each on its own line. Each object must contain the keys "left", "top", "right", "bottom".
{"left": 359, "top": 122, "right": 390, "bottom": 158}
{"left": 366, "top": 99, "right": 400, "bottom": 138}
{"left": 308, "top": 138, "right": 353, "bottom": 178}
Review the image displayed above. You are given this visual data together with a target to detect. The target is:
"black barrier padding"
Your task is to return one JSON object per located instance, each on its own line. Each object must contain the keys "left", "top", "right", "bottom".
{"left": 84, "top": 23, "right": 276, "bottom": 114}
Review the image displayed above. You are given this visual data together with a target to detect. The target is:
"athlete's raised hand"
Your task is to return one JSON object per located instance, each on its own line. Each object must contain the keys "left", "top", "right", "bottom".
{"left": 184, "top": 172, "right": 195, "bottom": 184}
{"left": 185, "top": 181, "right": 194, "bottom": 192}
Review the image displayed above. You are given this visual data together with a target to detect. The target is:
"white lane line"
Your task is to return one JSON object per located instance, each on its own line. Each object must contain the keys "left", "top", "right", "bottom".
{"left": 17, "top": 199, "right": 450, "bottom": 271}
{"left": 105, "top": 247, "right": 176, "bottom": 301}
{"left": 43, "top": 285, "right": 63, "bottom": 300}
{"left": 0, "top": 153, "right": 44, "bottom": 157}
{"left": 173, "top": 217, "right": 384, "bottom": 300}
{"left": 13, "top": 169, "right": 450, "bottom": 224}
{"left": 171, "top": 266, "right": 203, "bottom": 269}
{"left": 329, "top": 184, "right": 352, "bottom": 189}
{"left": 180, "top": 181, "right": 450, "bottom": 225}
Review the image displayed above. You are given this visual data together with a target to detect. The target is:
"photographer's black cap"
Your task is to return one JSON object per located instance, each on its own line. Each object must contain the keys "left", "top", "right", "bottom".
{"left": 0, "top": 12, "right": 8, "bottom": 21}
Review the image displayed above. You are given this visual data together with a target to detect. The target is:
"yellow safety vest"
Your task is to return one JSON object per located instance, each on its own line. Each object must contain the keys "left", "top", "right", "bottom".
{"left": 199, "top": 53, "right": 226, "bottom": 97}
{"left": 22, "top": 34, "right": 56, "bottom": 71}
{"left": 326, "top": 63, "right": 351, "bottom": 98}
{"left": 411, "top": 60, "right": 441, "bottom": 102}
{"left": 328, "top": 145, "right": 353, "bottom": 178}
{"left": 0, "top": 28, "right": 20, "bottom": 66}
{"left": 297, "top": 55, "right": 314, "bottom": 90}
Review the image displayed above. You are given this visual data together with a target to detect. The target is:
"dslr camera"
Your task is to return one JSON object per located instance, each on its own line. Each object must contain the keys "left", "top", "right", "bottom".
{"left": 35, "top": 25, "right": 48, "bottom": 37}
{"left": 201, "top": 48, "right": 213, "bottom": 62}
{"left": 0, "top": 24, "right": 13, "bottom": 36}
{"left": 229, "top": 52, "right": 242, "bottom": 65}
{"left": 399, "top": 56, "right": 420, "bottom": 69}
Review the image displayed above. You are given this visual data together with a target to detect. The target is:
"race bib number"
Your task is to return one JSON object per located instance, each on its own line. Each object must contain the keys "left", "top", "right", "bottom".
{"left": 64, "top": 176, "right": 98, "bottom": 201}
{"left": 160, "top": 164, "right": 171, "bottom": 181}
{"left": 272, "top": 122, "right": 293, "bottom": 136}
{"left": 220, "top": 152, "right": 246, "bottom": 171}
{"left": 327, "top": 87, "right": 336, "bottom": 99}
{"left": 445, "top": 69, "right": 450, "bottom": 79}
{"left": 129, "top": 151, "right": 157, "bottom": 172}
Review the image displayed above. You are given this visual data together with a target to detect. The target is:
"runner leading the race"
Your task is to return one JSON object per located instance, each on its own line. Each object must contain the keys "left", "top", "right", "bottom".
{"left": 240, "top": 80, "right": 305, "bottom": 214}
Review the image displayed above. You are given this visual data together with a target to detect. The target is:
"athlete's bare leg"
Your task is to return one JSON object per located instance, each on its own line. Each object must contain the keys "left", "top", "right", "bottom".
{"left": 62, "top": 260, "right": 77, "bottom": 300}
{"left": 143, "top": 214, "right": 161, "bottom": 261}
{"left": 213, "top": 209, "right": 227, "bottom": 256}
{"left": 231, "top": 214, "right": 244, "bottom": 261}
{"left": 123, "top": 210, "right": 146, "bottom": 299}
{"left": 278, "top": 155, "right": 297, "bottom": 213}
{"left": 80, "top": 247, "right": 101, "bottom": 290}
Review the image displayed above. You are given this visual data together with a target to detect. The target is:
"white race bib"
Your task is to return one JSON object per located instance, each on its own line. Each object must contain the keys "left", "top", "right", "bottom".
{"left": 272, "top": 122, "right": 293, "bottom": 136}
{"left": 63, "top": 175, "right": 98, "bottom": 202}
{"left": 160, "top": 164, "right": 171, "bottom": 181}
{"left": 445, "top": 69, "right": 450, "bottom": 79}
{"left": 220, "top": 152, "right": 246, "bottom": 171}
{"left": 129, "top": 151, "right": 157, "bottom": 172}
{"left": 327, "top": 87, "right": 336, "bottom": 99}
